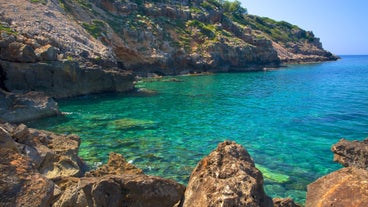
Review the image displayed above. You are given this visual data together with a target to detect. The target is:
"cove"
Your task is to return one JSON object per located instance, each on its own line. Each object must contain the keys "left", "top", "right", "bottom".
{"left": 28, "top": 55, "right": 368, "bottom": 204}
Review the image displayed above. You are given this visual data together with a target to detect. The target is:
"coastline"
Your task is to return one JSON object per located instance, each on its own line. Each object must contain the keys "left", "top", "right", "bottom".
{"left": 0, "top": 0, "right": 355, "bottom": 205}
{"left": 2, "top": 120, "right": 367, "bottom": 206}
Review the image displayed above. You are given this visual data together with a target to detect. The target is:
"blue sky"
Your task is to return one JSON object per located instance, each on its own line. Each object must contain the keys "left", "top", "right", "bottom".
{"left": 243, "top": 0, "right": 368, "bottom": 55}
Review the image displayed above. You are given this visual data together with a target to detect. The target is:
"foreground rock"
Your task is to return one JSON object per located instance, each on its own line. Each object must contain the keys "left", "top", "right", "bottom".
{"left": 0, "top": 89, "right": 60, "bottom": 123}
{"left": 0, "top": 123, "right": 64, "bottom": 207}
{"left": 0, "top": 146, "right": 54, "bottom": 207}
{"left": 0, "top": 122, "right": 187, "bottom": 207}
{"left": 306, "top": 137, "right": 368, "bottom": 207}
{"left": 182, "top": 140, "right": 273, "bottom": 207}
{"left": 0, "top": 123, "right": 86, "bottom": 180}
{"left": 331, "top": 138, "right": 368, "bottom": 169}
{"left": 55, "top": 152, "right": 185, "bottom": 207}
{"left": 306, "top": 167, "right": 368, "bottom": 207}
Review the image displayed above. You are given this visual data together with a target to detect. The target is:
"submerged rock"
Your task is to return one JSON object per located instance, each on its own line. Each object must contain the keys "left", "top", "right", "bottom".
{"left": 306, "top": 167, "right": 368, "bottom": 207}
{"left": 182, "top": 140, "right": 273, "bottom": 207}
{"left": 256, "top": 164, "right": 290, "bottom": 183}
{"left": 110, "top": 118, "right": 158, "bottom": 130}
{"left": 331, "top": 138, "right": 368, "bottom": 169}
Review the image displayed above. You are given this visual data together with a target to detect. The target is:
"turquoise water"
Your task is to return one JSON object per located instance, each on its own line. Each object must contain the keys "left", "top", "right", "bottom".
{"left": 28, "top": 55, "right": 368, "bottom": 204}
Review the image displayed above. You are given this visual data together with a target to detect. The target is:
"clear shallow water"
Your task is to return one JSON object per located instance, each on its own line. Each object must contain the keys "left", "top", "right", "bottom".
{"left": 28, "top": 56, "right": 368, "bottom": 204}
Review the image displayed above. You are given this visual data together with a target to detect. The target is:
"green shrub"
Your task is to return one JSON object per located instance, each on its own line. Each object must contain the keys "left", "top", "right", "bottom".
{"left": 30, "top": 0, "right": 47, "bottom": 4}
{"left": 0, "top": 24, "right": 17, "bottom": 35}
{"left": 82, "top": 20, "right": 106, "bottom": 38}
{"left": 223, "top": 0, "right": 247, "bottom": 15}
{"left": 187, "top": 20, "right": 216, "bottom": 39}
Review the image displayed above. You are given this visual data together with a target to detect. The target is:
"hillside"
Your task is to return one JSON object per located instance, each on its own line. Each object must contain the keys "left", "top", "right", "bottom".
{"left": 0, "top": 0, "right": 338, "bottom": 99}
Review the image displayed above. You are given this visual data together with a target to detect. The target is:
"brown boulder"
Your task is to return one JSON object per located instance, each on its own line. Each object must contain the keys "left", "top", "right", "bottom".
{"left": 331, "top": 138, "right": 368, "bottom": 169}
{"left": 182, "top": 140, "right": 273, "bottom": 207}
{"left": 55, "top": 152, "right": 185, "bottom": 207}
{"left": 306, "top": 167, "right": 368, "bottom": 207}
{"left": 33, "top": 129, "right": 86, "bottom": 180}
{"left": 53, "top": 177, "right": 88, "bottom": 207}
{"left": 0, "top": 144, "right": 54, "bottom": 207}
{"left": 0, "top": 122, "right": 86, "bottom": 180}
{"left": 81, "top": 174, "right": 185, "bottom": 207}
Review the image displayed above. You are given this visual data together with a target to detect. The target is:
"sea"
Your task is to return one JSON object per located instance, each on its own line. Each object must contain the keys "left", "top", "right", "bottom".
{"left": 28, "top": 55, "right": 368, "bottom": 204}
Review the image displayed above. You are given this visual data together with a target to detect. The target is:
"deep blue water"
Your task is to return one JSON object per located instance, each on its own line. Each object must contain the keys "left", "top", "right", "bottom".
{"left": 28, "top": 55, "right": 368, "bottom": 204}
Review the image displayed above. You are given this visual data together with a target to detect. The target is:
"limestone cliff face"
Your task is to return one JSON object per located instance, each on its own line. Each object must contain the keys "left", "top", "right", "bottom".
{"left": 0, "top": 0, "right": 134, "bottom": 99}
{"left": 0, "top": 0, "right": 337, "bottom": 97}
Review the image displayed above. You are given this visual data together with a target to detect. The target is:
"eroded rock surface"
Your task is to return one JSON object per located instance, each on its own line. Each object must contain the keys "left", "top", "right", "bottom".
{"left": 55, "top": 152, "right": 185, "bottom": 207}
{"left": 0, "top": 124, "right": 55, "bottom": 207}
{"left": 306, "top": 137, "right": 368, "bottom": 207}
{"left": 182, "top": 140, "right": 273, "bottom": 207}
{"left": 306, "top": 167, "right": 368, "bottom": 207}
{"left": 331, "top": 138, "right": 368, "bottom": 169}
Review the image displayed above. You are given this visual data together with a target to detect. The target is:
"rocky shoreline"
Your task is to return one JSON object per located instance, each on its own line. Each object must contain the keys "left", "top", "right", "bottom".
{"left": 0, "top": 0, "right": 355, "bottom": 206}
{"left": 1, "top": 121, "right": 367, "bottom": 206}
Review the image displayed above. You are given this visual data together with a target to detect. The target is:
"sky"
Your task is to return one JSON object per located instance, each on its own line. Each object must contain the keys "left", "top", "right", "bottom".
{"left": 243, "top": 0, "right": 368, "bottom": 55}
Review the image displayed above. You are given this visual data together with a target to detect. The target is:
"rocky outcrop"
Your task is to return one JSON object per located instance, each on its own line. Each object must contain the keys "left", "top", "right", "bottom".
{"left": 0, "top": 89, "right": 60, "bottom": 123}
{"left": 0, "top": 0, "right": 134, "bottom": 101}
{"left": 0, "top": 146, "right": 55, "bottom": 207}
{"left": 182, "top": 140, "right": 273, "bottom": 207}
{"left": 306, "top": 137, "right": 368, "bottom": 206}
{"left": 306, "top": 167, "right": 368, "bottom": 207}
{"left": 55, "top": 151, "right": 185, "bottom": 207}
{"left": 0, "top": 122, "right": 87, "bottom": 207}
{"left": 0, "top": 122, "right": 186, "bottom": 207}
{"left": 331, "top": 138, "right": 368, "bottom": 169}
{"left": 3, "top": 122, "right": 310, "bottom": 207}
{"left": 0, "top": 60, "right": 135, "bottom": 98}
{"left": 0, "top": 123, "right": 86, "bottom": 180}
